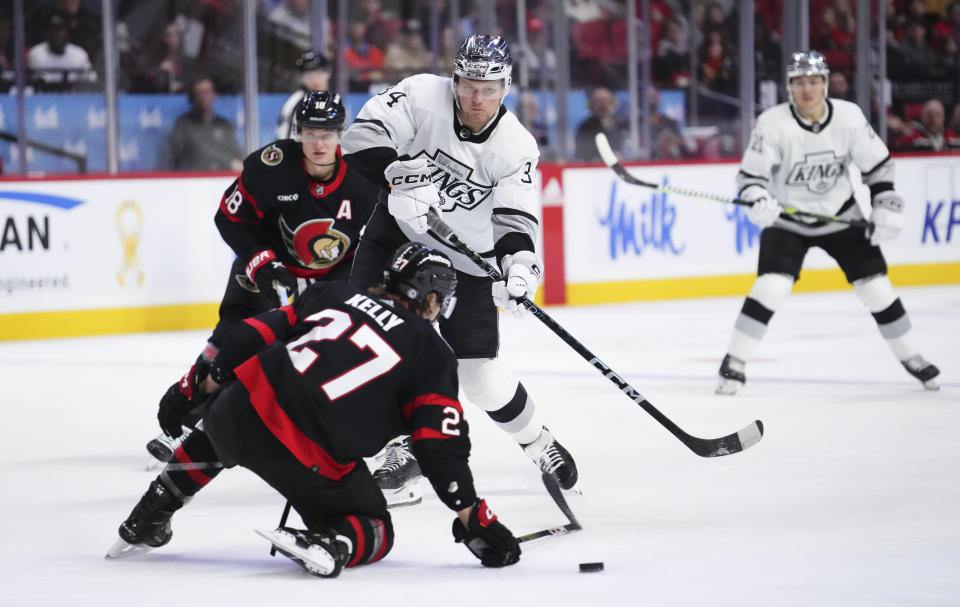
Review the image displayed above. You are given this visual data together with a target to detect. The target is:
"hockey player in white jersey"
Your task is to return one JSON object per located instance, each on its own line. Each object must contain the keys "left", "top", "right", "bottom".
{"left": 341, "top": 34, "right": 578, "bottom": 499}
{"left": 716, "top": 50, "right": 940, "bottom": 394}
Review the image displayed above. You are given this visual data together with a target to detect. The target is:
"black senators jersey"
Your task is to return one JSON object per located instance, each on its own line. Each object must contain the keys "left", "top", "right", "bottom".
{"left": 215, "top": 139, "right": 380, "bottom": 279}
{"left": 212, "top": 280, "right": 477, "bottom": 511}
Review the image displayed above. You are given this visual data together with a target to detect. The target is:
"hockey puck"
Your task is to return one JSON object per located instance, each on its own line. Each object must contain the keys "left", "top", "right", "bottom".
{"left": 578, "top": 562, "right": 604, "bottom": 573}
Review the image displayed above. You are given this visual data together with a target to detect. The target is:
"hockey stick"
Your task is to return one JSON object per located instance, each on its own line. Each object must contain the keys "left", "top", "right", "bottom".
{"left": 594, "top": 133, "right": 872, "bottom": 230}
{"left": 425, "top": 209, "right": 763, "bottom": 458}
{"left": 517, "top": 473, "right": 582, "bottom": 544}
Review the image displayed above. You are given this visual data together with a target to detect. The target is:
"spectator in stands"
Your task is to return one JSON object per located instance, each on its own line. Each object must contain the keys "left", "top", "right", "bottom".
{"left": 829, "top": 71, "right": 852, "bottom": 101}
{"left": 55, "top": 0, "right": 101, "bottom": 63}
{"left": 361, "top": 0, "right": 395, "bottom": 51}
{"left": 345, "top": 20, "right": 385, "bottom": 92}
{"left": 574, "top": 86, "right": 626, "bottom": 161}
{"left": 898, "top": 18, "right": 939, "bottom": 78}
{"left": 132, "top": 22, "right": 193, "bottom": 93}
{"left": 268, "top": 0, "right": 312, "bottom": 50}
{"left": 812, "top": 6, "right": 854, "bottom": 74}
{"left": 645, "top": 87, "right": 683, "bottom": 160}
{"left": 517, "top": 15, "right": 556, "bottom": 87}
{"left": 166, "top": 77, "right": 244, "bottom": 172}
{"left": 383, "top": 20, "right": 433, "bottom": 82}
{"left": 654, "top": 15, "right": 691, "bottom": 88}
{"left": 697, "top": 27, "right": 737, "bottom": 114}
{"left": 28, "top": 11, "right": 95, "bottom": 90}
{"left": 518, "top": 91, "right": 549, "bottom": 149}
{"left": 892, "top": 99, "right": 960, "bottom": 151}
{"left": 933, "top": 1, "right": 960, "bottom": 50}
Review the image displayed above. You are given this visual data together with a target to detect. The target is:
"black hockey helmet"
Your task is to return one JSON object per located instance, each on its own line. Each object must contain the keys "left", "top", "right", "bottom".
{"left": 383, "top": 242, "right": 458, "bottom": 319}
{"left": 295, "top": 91, "right": 345, "bottom": 132}
{"left": 296, "top": 49, "right": 331, "bottom": 72}
{"left": 453, "top": 34, "right": 512, "bottom": 94}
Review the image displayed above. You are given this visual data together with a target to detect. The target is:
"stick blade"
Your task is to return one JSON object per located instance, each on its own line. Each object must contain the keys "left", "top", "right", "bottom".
{"left": 688, "top": 419, "right": 764, "bottom": 458}
{"left": 594, "top": 132, "right": 619, "bottom": 167}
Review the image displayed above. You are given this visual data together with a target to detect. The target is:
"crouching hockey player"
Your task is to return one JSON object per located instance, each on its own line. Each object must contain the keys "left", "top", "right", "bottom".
{"left": 341, "top": 34, "right": 578, "bottom": 502}
{"left": 716, "top": 50, "right": 940, "bottom": 394}
{"left": 107, "top": 243, "right": 521, "bottom": 576}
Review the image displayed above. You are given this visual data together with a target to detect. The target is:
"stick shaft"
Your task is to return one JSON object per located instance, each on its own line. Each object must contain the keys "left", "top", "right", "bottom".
{"left": 425, "top": 210, "right": 763, "bottom": 458}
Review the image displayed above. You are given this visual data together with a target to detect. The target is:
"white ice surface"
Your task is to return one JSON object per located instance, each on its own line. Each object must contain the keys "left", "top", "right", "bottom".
{"left": 1, "top": 286, "right": 958, "bottom": 606}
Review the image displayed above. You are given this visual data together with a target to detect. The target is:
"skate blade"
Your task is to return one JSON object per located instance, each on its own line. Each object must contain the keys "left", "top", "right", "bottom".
{"left": 923, "top": 379, "right": 940, "bottom": 391}
{"left": 254, "top": 529, "right": 337, "bottom": 577}
{"left": 379, "top": 478, "right": 422, "bottom": 508}
{"left": 105, "top": 537, "right": 155, "bottom": 559}
{"left": 715, "top": 378, "right": 742, "bottom": 395}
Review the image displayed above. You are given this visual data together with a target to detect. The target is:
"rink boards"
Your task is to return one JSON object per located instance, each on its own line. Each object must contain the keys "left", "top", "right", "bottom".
{"left": 1, "top": 156, "right": 958, "bottom": 339}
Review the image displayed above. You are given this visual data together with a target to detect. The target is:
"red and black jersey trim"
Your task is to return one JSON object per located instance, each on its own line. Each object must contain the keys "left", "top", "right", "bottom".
{"left": 219, "top": 179, "right": 263, "bottom": 223}
{"left": 235, "top": 356, "right": 356, "bottom": 481}
{"left": 402, "top": 393, "right": 462, "bottom": 441}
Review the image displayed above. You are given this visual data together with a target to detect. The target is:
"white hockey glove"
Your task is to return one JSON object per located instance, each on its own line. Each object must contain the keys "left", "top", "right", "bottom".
{"left": 385, "top": 158, "right": 440, "bottom": 234}
{"left": 742, "top": 185, "right": 781, "bottom": 228}
{"left": 492, "top": 251, "right": 541, "bottom": 317}
{"left": 868, "top": 190, "right": 905, "bottom": 246}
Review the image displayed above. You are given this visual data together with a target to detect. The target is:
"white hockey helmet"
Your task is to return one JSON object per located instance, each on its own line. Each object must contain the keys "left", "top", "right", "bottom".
{"left": 786, "top": 50, "right": 830, "bottom": 106}
{"left": 453, "top": 34, "right": 512, "bottom": 97}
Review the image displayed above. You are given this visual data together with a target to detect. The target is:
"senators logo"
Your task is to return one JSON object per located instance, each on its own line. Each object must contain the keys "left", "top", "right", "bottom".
{"left": 261, "top": 144, "right": 283, "bottom": 166}
{"left": 280, "top": 216, "right": 350, "bottom": 270}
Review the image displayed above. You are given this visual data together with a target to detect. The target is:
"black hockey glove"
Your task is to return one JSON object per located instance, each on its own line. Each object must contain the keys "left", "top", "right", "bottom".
{"left": 157, "top": 357, "right": 210, "bottom": 438}
{"left": 245, "top": 249, "right": 297, "bottom": 305}
{"left": 452, "top": 498, "right": 520, "bottom": 567}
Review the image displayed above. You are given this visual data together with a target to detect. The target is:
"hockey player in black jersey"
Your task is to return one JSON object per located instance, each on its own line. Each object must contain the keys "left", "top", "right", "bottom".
{"left": 146, "top": 91, "right": 380, "bottom": 461}
{"left": 108, "top": 243, "right": 521, "bottom": 576}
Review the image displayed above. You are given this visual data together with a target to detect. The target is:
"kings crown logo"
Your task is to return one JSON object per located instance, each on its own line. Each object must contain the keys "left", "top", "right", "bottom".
{"left": 785, "top": 151, "right": 845, "bottom": 194}
{"left": 415, "top": 149, "right": 493, "bottom": 211}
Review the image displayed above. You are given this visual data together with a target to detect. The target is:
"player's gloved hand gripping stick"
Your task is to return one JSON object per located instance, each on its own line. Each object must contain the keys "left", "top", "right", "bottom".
{"left": 594, "top": 133, "right": 873, "bottom": 231}
{"left": 424, "top": 208, "right": 764, "bottom": 458}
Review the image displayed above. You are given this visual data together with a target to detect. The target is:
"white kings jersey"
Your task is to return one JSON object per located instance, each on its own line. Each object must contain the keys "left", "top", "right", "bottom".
{"left": 737, "top": 98, "right": 895, "bottom": 236}
{"left": 340, "top": 73, "right": 540, "bottom": 276}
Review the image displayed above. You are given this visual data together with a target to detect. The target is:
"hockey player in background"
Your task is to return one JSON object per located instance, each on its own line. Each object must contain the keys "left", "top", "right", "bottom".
{"left": 716, "top": 50, "right": 940, "bottom": 395}
{"left": 145, "top": 91, "right": 379, "bottom": 461}
{"left": 276, "top": 49, "right": 333, "bottom": 140}
{"left": 340, "top": 34, "right": 579, "bottom": 499}
{"left": 107, "top": 243, "right": 521, "bottom": 576}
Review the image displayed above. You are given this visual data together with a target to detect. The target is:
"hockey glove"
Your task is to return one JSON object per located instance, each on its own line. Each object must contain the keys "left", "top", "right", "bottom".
{"left": 157, "top": 358, "right": 210, "bottom": 438}
{"left": 385, "top": 158, "right": 441, "bottom": 234}
{"left": 492, "top": 251, "right": 541, "bottom": 317}
{"left": 742, "top": 185, "right": 781, "bottom": 228}
{"left": 452, "top": 499, "right": 520, "bottom": 567}
{"left": 868, "top": 190, "right": 905, "bottom": 246}
{"left": 245, "top": 249, "right": 297, "bottom": 305}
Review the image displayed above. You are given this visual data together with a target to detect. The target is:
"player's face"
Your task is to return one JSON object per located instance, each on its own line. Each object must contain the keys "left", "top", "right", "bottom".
{"left": 300, "top": 127, "right": 339, "bottom": 168}
{"left": 455, "top": 77, "right": 505, "bottom": 131}
{"left": 789, "top": 75, "right": 826, "bottom": 112}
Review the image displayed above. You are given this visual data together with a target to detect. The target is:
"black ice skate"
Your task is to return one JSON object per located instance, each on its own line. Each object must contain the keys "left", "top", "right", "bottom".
{"left": 716, "top": 354, "right": 746, "bottom": 395}
{"left": 256, "top": 526, "right": 351, "bottom": 578}
{"left": 901, "top": 355, "right": 940, "bottom": 391}
{"left": 373, "top": 436, "right": 423, "bottom": 507}
{"left": 106, "top": 478, "right": 185, "bottom": 559}
{"left": 523, "top": 426, "right": 578, "bottom": 491}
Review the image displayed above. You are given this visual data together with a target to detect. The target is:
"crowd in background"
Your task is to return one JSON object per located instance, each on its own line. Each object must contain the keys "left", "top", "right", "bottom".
{"left": 0, "top": 0, "right": 958, "bottom": 171}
